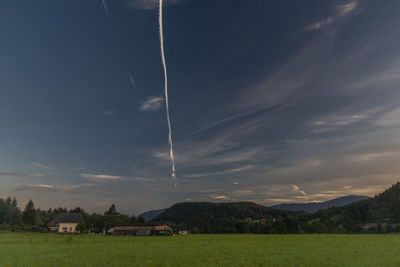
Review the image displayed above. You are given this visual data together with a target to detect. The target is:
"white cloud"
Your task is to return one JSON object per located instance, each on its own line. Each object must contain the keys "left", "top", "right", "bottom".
{"left": 337, "top": 1, "right": 358, "bottom": 16}
{"left": 306, "top": 1, "right": 359, "bottom": 31}
{"left": 153, "top": 151, "right": 170, "bottom": 160}
{"left": 127, "top": 0, "right": 181, "bottom": 10}
{"left": 80, "top": 173, "right": 120, "bottom": 180}
{"left": 292, "top": 185, "right": 307, "bottom": 196}
{"left": 140, "top": 96, "right": 164, "bottom": 111}
{"left": 225, "top": 165, "right": 255, "bottom": 174}
{"left": 306, "top": 17, "right": 335, "bottom": 31}
{"left": 29, "top": 184, "right": 55, "bottom": 189}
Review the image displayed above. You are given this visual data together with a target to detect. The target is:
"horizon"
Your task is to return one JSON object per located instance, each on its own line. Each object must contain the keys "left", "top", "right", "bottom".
{"left": 1, "top": 0, "right": 400, "bottom": 215}
{"left": 2, "top": 184, "right": 382, "bottom": 216}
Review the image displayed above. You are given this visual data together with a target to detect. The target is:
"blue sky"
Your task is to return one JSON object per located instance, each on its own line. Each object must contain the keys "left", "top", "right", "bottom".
{"left": 1, "top": 0, "right": 400, "bottom": 214}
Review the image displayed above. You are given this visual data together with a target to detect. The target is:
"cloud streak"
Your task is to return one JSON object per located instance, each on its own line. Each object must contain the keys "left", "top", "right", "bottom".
{"left": 102, "top": 0, "right": 110, "bottom": 16}
{"left": 306, "top": 1, "right": 359, "bottom": 31}
{"left": 0, "top": 172, "right": 44, "bottom": 178}
{"left": 80, "top": 173, "right": 120, "bottom": 180}
{"left": 140, "top": 96, "right": 164, "bottom": 111}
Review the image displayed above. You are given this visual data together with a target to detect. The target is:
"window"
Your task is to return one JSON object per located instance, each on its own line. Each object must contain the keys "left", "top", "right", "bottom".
{"left": 63, "top": 227, "right": 68, "bottom": 232}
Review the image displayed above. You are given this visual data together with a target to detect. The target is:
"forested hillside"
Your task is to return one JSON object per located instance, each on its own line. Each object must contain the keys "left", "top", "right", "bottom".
{"left": 153, "top": 183, "right": 400, "bottom": 234}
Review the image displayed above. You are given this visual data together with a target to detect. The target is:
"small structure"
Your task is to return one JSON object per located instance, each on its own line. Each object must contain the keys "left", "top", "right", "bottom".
{"left": 112, "top": 223, "right": 171, "bottom": 236}
{"left": 363, "top": 223, "right": 378, "bottom": 231}
{"left": 47, "top": 213, "right": 84, "bottom": 234}
{"left": 177, "top": 227, "right": 188, "bottom": 235}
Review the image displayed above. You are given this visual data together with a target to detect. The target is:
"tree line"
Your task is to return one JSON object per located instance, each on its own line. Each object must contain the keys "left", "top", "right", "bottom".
{"left": 0, "top": 197, "right": 144, "bottom": 233}
{"left": 2, "top": 182, "right": 400, "bottom": 234}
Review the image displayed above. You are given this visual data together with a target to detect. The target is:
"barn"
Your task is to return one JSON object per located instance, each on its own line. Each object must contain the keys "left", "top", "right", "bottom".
{"left": 112, "top": 223, "right": 172, "bottom": 236}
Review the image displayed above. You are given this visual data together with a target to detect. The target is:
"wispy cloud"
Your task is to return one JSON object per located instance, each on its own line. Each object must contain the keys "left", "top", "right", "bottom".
{"left": 376, "top": 108, "right": 400, "bottom": 127}
{"left": 126, "top": 0, "right": 181, "bottom": 10}
{"left": 102, "top": 110, "right": 116, "bottom": 116}
{"left": 306, "top": 17, "right": 335, "bottom": 31}
{"left": 102, "top": 0, "right": 110, "bottom": 16}
{"left": 306, "top": 1, "right": 359, "bottom": 31}
{"left": 140, "top": 96, "right": 164, "bottom": 111}
{"left": 131, "top": 177, "right": 155, "bottom": 182}
{"left": 213, "top": 195, "right": 229, "bottom": 200}
{"left": 185, "top": 165, "right": 255, "bottom": 178}
{"left": 292, "top": 185, "right": 307, "bottom": 196}
{"left": 337, "top": 1, "right": 359, "bottom": 16}
{"left": 80, "top": 173, "right": 155, "bottom": 184}
{"left": 311, "top": 114, "right": 369, "bottom": 133}
{"left": 74, "top": 167, "right": 87, "bottom": 170}
{"left": 15, "top": 184, "right": 57, "bottom": 192}
{"left": 80, "top": 173, "right": 120, "bottom": 180}
{"left": 15, "top": 183, "right": 95, "bottom": 192}
{"left": 0, "top": 172, "right": 44, "bottom": 178}
{"left": 30, "top": 162, "right": 54, "bottom": 171}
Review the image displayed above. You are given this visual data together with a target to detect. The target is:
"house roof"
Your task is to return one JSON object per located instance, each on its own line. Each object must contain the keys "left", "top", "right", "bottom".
{"left": 47, "top": 218, "right": 58, "bottom": 227}
{"left": 48, "top": 213, "right": 84, "bottom": 225}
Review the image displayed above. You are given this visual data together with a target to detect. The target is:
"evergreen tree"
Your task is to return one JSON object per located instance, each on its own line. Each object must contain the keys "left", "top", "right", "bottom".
{"left": 23, "top": 200, "right": 37, "bottom": 225}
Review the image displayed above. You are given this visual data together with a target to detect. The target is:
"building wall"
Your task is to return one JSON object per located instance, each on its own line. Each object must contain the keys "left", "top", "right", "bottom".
{"left": 113, "top": 225, "right": 168, "bottom": 232}
{"left": 58, "top": 223, "right": 79, "bottom": 233}
{"left": 112, "top": 225, "right": 170, "bottom": 236}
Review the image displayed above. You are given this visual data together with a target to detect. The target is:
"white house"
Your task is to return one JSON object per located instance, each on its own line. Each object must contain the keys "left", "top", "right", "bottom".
{"left": 47, "top": 213, "right": 84, "bottom": 234}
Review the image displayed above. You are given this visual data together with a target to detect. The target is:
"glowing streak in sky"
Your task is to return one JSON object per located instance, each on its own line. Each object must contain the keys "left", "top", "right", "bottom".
{"left": 159, "top": 0, "right": 177, "bottom": 186}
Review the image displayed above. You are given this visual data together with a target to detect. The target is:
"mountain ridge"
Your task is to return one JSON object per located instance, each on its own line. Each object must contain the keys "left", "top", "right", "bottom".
{"left": 138, "top": 209, "right": 166, "bottom": 221}
{"left": 271, "top": 195, "right": 370, "bottom": 213}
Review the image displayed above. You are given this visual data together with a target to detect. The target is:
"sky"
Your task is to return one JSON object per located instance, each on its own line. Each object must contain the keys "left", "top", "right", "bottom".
{"left": 1, "top": 0, "right": 400, "bottom": 215}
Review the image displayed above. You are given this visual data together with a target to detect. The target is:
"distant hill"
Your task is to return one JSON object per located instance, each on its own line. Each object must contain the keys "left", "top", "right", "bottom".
{"left": 153, "top": 202, "right": 295, "bottom": 233}
{"left": 150, "top": 183, "right": 400, "bottom": 233}
{"left": 316, "top": 182, "right": 400, "bottom": 224}
{"left": 272, "top": 195, "right": 370, "bottom": 213}
{"left": 138, "top": 209, "right": 166, "bottom": 221}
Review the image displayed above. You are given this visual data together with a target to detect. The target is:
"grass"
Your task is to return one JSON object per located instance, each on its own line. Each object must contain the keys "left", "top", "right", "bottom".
{"left": 0, "top": 233, "right": 400, "bottom": 266}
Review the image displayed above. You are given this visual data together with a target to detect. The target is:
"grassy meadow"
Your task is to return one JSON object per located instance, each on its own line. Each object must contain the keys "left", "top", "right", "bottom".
{"left": 1, "top": 233, "right": 400, "bottom": 266}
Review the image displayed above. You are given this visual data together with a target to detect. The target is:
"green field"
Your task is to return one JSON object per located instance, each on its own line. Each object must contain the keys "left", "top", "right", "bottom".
{"left": 1, "top": 233, "right": 400, "bottom": 267}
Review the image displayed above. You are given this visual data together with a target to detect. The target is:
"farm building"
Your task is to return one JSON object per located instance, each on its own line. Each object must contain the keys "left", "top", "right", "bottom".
{"left": 177, "top": 227, "right": 188, "bottom": 235}
{"left": 47, "top": 213, "right": 84, "bottom": 234}
{"left": 112, "top": 223, "right": 172, "bottom": 236}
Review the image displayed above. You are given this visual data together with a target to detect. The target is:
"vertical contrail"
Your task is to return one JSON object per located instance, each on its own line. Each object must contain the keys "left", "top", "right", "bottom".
{"left": 129, "top": 73, "right": 135, "bottom": 88}
{"left": 102, "top": 0, "right": 110, "bottom": 17}
{"left": 159, "top": 0, "right": 177, "bottom": 186}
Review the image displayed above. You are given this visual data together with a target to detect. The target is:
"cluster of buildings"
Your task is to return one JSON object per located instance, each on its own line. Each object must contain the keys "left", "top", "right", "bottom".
{"left": 46, "top": 213, "right": 187, "bottom": 235}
